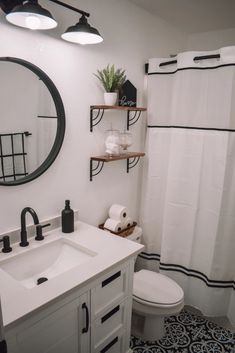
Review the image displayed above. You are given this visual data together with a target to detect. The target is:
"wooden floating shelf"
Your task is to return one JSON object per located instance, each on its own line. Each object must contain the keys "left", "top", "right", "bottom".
{"left": 91, "top": 152, "right": 145, "bottom": 162}
{"left": 90, "top": 152, "right": 145, "bottom": 181}
{"left": 90, "top": 105, "right": 147, "bottom": 111}
{"left": 90, "top": 105, "right": 147, "bottom": 132}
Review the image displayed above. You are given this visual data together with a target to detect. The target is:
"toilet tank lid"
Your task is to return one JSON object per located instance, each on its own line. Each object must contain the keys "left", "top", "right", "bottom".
{"left": 133, "top": 270, "right": 184, "bottom": 305}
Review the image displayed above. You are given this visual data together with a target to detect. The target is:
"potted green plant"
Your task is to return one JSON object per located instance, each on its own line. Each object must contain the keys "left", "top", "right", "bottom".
{"left": 94, "top": 64, "right": 126, "bottom": 105}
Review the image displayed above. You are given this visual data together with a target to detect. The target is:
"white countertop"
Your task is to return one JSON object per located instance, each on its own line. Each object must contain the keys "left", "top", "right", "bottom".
{"left": 0, "top": 221, "right": 143, "bottom": 328}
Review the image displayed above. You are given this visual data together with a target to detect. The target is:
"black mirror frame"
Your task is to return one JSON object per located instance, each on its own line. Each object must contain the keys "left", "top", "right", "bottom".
{"left": 0, "top": 57, "right": 66, "bottom": 186}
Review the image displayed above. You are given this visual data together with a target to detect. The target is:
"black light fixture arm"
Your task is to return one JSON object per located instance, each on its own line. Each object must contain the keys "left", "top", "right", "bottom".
{"left": 48, "top": 0, "right": 90, "bottom": 17}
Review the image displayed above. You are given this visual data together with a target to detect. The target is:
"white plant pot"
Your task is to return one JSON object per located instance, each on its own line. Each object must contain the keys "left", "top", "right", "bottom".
{"left": 104, "top": 92, "right": 117, "bottom": 106}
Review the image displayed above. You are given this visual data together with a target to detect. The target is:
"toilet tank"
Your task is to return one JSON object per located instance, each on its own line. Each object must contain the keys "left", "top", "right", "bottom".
{"left": 126, "top": 226, "right": 142, "bottom": 243}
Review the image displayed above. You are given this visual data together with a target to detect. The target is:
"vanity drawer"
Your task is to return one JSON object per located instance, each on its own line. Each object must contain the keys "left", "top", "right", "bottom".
{"left": 92, "top": 299, "right": 127, "bottom": 346}
{"left": 91, "top": 265, "right": 128, "bottom": 316}
{"left": 93, "top": 327, "right": 124, "bottom": 353}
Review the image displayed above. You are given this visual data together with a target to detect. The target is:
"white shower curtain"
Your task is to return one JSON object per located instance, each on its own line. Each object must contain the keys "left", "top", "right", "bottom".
{"left": 140, "top": 47, "right": 235, "bottom": 326}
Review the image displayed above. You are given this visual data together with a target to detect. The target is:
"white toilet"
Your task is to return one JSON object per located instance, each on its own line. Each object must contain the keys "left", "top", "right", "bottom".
{"left": 127, "top": 227, "right": 184, "bottom": 341}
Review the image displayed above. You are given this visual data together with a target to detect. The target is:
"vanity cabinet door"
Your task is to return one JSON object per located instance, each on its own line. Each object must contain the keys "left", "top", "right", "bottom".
{"left": 7, "top": 298, "right": 80, "bottom": 353}
{"left": 6, "top": 292, "right": 91, "bottom": 353}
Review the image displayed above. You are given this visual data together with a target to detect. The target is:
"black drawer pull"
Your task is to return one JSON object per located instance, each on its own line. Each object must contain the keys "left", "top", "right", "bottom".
{"left": 102, "top": 271, "right": 121, "bottom": 287}
{"left": 100, "top": 336, "right": 118, "bottom": 353}
{"left": 101, "top": 305, "right": 120, "bottom": 323}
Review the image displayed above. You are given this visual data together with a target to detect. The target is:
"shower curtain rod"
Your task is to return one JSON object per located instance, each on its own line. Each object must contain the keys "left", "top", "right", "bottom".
{"left": 145, "top": 54, "right": 221, "bottom": 74}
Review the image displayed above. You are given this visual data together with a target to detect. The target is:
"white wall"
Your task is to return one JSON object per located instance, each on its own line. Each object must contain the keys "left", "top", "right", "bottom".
{"left": 0, "top": 0, "right": 187, "bottom": 233}
{"left": 187, "top": 27, "right": 235, "bottom": 51}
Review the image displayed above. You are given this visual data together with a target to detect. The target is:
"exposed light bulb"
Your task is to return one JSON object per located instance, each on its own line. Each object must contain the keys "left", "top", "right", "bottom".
{"left": 62, "top": 32, "right": 103, "bottom": 45}
{"left": 25, "top": 15, "right": 41, "bottom": 30}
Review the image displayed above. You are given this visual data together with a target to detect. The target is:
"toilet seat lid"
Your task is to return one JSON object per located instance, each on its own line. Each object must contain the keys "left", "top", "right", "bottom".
{"left": 133, "top": 270, "right": 184, "bottom": 306}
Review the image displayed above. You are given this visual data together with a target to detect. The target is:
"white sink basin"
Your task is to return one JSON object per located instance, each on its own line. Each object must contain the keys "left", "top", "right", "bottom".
{"left": 0, "top": 238, "right": 97, "bottom": 289}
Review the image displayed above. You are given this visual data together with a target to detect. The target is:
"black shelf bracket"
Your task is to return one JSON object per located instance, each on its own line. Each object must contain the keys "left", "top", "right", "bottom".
{"left": 90, "top": 108, "right": 105, "bottom": 132}
{"left": 127, "top": 110, "right": 142, "bottom": 130}
{"left": 90, "top": 160, "right": 104, "bottom": 181}
{"left": 90, "top": 107, "right": 144, "bottom": 132}
{"left": 127, "top": 156, "right": 141, "bottom": 173}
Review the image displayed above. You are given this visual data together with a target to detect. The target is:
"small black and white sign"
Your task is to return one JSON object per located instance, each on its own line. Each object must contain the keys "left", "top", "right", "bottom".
{"left": 119, "top": 80, "right": 137, "bottom": 107}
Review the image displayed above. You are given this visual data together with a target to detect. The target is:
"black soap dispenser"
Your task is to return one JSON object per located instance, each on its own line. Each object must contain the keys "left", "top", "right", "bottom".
{"left": 62, "top": 200, "right": 74, "bottom": 233}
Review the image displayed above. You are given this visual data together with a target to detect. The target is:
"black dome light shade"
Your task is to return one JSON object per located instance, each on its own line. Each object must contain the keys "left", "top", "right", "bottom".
{"left": 62, "top": 14, "right": 103, "bottom": 45}
{"left": 6, "top": 0, "right": 57, "bottom": 30}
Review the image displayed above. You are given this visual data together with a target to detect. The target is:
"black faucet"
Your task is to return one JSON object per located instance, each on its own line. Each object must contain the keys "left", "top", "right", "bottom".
{"left": 20, "top": 207, "right": 39, "bottom": 247}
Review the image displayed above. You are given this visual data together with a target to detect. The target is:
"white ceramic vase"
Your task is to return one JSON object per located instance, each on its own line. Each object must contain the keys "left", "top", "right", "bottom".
{"left": 104, "top": 92, "right": 118, "bottom": 106}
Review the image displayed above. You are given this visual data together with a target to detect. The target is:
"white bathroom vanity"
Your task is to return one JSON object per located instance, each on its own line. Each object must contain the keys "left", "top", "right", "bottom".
{"left": 0, "top": 222, "right": 143, "bottom": 353}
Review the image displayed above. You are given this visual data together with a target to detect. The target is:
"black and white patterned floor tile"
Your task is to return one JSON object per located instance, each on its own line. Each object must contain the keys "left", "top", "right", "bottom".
{"left": 130, "top": 309, "right": 235, "bottom": 353}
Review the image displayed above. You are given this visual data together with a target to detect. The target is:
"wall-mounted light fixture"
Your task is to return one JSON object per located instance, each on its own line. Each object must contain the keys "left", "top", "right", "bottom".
{"left": 2, "top": 0, "right": 103, "bottom": 45}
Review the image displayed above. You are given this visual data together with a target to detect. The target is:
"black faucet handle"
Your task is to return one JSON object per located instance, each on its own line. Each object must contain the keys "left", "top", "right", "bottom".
{"left": 0, "top": 235, "right": 12, "bottom": 253}
{"left": 35, "top": 223, "right": 51, "bottom": 241}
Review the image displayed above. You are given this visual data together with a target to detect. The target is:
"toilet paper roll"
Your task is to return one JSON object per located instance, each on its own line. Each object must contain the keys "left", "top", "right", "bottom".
{"left": 123, "top": 217, "right": 133, "bottom": 229}
{"left": 108, "top": 204, "right": 128, "bottom": 221}
{"left": 104, "top": 218, "right": 122, "bottom": 232}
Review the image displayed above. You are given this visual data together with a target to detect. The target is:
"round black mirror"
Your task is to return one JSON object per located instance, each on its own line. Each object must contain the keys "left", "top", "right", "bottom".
{"left": 0, "top": 57, "right": 65, "bottom": 186}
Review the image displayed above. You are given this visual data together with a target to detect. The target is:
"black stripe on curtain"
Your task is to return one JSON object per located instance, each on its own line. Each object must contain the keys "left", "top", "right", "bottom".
{"left": 138, "top": 252, "right": 235, "bottom": 290}
{"left": 147, "top": 63, "right": 235, "bottom": 75}
{"left": 139, "top": 252, "right": 160, "bottom": 261}
{"left": 147, "top": 125, "right": 235, "bottom": 132}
